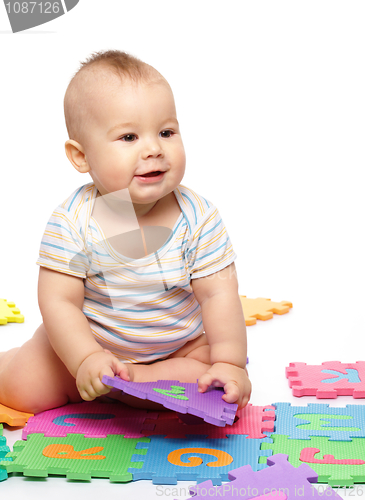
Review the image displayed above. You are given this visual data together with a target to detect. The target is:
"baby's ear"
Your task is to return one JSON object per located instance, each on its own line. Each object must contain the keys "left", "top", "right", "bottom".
{"left": 65, "top": 140, "right": 90, "bottom": 173}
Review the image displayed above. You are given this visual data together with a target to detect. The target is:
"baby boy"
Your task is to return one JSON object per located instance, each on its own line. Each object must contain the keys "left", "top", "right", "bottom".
{"left": 0, "top": 50, "right": 251, "bottom": 413}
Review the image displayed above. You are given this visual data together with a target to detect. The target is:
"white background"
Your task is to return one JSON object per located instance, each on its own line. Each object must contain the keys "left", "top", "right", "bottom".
{"left": 1, "top": 1, "right": 365, "bottom": 498}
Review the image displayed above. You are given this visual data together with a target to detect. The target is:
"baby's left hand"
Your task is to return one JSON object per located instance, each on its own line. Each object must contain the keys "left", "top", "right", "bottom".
{"left": 198, "top": 362, "right": 251, "bottom": 409}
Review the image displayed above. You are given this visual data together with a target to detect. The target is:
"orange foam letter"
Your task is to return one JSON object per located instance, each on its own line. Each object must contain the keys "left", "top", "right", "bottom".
{"left": 43, "top": 444, "right": 105, "bottom": 460}
{"left": 168, "top": 447, "right": 233, "bottom": 467}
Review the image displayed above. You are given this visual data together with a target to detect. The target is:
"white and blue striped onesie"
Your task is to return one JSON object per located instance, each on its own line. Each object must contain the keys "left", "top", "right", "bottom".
{"left": 37, "top": 183, "right": 237, "bottom": 363}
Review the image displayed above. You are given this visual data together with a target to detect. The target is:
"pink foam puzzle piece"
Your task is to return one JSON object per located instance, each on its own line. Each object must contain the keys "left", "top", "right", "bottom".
{"left": 22, "top": 401, "right": 158, "bottom": 439}
{"left": 142, "top": 404, "right": 275, "bottom": 439}
{"left": 286, "top": 361, "right": 365, "bottom": 398}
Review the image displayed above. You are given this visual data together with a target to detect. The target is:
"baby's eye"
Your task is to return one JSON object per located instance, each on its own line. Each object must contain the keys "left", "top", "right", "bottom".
{"left": 160, "top": 130, "right": 174, "bottom": 138}
{"left": 120, "top": 134, "right": 137, "bottom": 142}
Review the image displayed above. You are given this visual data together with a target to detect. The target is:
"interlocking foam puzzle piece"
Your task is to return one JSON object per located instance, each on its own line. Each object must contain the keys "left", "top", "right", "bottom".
{"left": 0, "top": 433, "right": 149, "bottom": 482}
{"left": 142, "top": 404, "right": 275, "bottom": 439}
{"left": 186, "top": 454, "right": 342, "bottom": 499}
{"left": 129, "top": 434, "right": 271, "bottom": 485}
{"left": 102, "top": 378, "right": 237, "bottom": 426}
{"left": 260, "top": 434, "right": 365, "bottom": 486}
{"left": 274, "top": 403, "right": 365, "bottom": 441}
{"left": 239, "top": 296, "right": 292, "bottom": 326}
{"left": 0, "top": 425, "right": 12, "bottom": 482}
{"left": 0, "top": 299, "right": 24, "bottom": 324}
{"left": 22, "top": 401, "right": 158, "bottom": 439}
{"left": 0, "top": 403, "right": 33, "bottom": 426}
{"left": 286, "top": 361, "right": 365, "bottom": 398}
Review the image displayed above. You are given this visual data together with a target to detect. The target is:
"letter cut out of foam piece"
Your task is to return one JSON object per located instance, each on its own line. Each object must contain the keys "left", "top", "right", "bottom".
{"left": 286, "top": 361, "right": 365, "bottom": 398}
{"left": 0, "top": 299, "right": 24, "bottom": 324}
{"left": 0, "top": 425, "right": 11, "bottom": 482}
{"left": 239, "top": 296, "right": 292, "bottom": 326}
{"left": 129, "top": 434, "right": 271, "bottom": 485}
{"left": 0, "top": 433, "right": 149, "bottom": 482}
{"left": 274, "top": 402, "right": 365, "bottom": 441}
{"left": 22, "top": 401, "right": 158, "bottom": 439}
{"left": 185, "top": 454, "right": 342, "bottom": 500}
{"left": 0, "top": 403, "right": 33, "bottom": 427}
{"left": 142, "top": 404, "right": 275, "bottom": 439}
{"left": 102, "top": 377, "right": 238, "bottom": 427}
{"left": 260, "top": 434, "right": 365, "bottom": 486}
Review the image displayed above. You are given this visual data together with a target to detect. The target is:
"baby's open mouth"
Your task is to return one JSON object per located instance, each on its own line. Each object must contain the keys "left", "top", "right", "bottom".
{"left": 138, "top": 171, "right": 163, "bottom": 177}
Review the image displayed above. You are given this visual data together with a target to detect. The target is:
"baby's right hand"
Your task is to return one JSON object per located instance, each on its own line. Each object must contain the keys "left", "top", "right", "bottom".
{"left": 76, "top": 351, "right": 130, "bottom": 401}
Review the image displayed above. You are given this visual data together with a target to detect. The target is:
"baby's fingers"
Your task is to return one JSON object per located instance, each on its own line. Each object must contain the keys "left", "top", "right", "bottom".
{"left": 78, "top": 384, "right": 97, "bottom": 401}
{"left": 197, "top": 372, "right": 215, "bottom": 393}
{"left": 94, "top": 376, "right": 112, "bottom": 396}
{"left": 111, "top": 358, "right": 131, "bottom": 382}
{"left": 79, "top": 378, "right": 110, "bottom": 401}
{"left": 222, "top": 380, "right": 240, "bottom": 404}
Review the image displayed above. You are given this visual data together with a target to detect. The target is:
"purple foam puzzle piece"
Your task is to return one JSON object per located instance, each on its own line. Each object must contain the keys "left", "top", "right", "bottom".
{"left": 102, "top": 377, "right": 237, "bottom": 427}
{"left": 185, "top": 454, "right": 342, "bottom": 499}
{"left": 22, "top": 401, "right": 158, "bottom": 439}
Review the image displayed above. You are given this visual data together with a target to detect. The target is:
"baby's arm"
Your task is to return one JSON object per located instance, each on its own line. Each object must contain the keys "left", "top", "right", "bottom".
{"left": 38, "top": 267, "right": 129, "bottom": 400}
{"left": 191, "top": 263, "right": 251, "bottom": 408}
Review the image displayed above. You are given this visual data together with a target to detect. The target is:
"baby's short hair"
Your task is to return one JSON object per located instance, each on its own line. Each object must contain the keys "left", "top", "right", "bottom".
{"left": 64, "top": 50, "right": 163, "bottom": 142}
{"left": 77, "top": 50, "right": 150, "bottom": 82}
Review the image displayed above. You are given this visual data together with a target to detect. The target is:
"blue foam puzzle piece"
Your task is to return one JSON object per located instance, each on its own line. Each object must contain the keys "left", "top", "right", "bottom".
{"left": 274, "top": 403, "right": 365, "bottom": 441}
{"left": 186, "top": 454, "right": 342, "bottom": 499}
{"left": 0, "top": 425, "right": 11, "bottom": 481}
{"left": 129, "top": 434, "right": 272, "bottom": 485}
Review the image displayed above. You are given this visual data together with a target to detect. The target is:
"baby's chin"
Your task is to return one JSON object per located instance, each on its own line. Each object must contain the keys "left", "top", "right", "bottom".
{"left": 130, "top": 184, "right": 178, "bottom": 204}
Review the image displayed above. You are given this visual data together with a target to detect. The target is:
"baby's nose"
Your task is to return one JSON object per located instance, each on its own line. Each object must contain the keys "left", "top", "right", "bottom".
{"left": 142, "top": 138, "right": 164, "bottom": 159}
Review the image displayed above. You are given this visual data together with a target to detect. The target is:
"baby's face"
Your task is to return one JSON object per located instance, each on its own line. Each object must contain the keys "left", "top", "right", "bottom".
{"left": 80, "top": 77, "right": 186, "bottom": 206}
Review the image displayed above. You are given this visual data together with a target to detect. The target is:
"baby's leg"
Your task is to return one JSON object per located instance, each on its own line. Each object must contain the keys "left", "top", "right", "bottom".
{"left": 0, "top": 324, "right": 82, "bottom": 413}
{"left": 106, "top": 336, "right": 211, "bottom": 408}
{"left": 128, "top": 334, "right": 210, "bottom": 382}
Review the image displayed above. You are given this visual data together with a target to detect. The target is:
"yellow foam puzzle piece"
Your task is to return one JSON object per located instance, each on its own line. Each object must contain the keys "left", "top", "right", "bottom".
{"left": 0, "top": 299, "right": 24, "bottom": 324}
{"left": 0, "top": 403, "right": 33, "bottom": 426}
{"left": 239, "top": 296, "right": 292, "bottom": 326}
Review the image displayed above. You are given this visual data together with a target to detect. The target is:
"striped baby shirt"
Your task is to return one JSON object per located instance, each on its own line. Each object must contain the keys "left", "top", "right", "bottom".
{"left": 36, "top": 183, "right": 237, "bottom": 363}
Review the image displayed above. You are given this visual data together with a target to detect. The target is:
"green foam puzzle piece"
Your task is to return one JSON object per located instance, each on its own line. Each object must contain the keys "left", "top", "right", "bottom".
{"left": 0, "top": 299, "right": 24, "bottom": 324}
{"left": 0, "top": 433, "right": 149, "bottom": 482}
{"left": 260, "top": 434, "right": 365, "bottom": 486}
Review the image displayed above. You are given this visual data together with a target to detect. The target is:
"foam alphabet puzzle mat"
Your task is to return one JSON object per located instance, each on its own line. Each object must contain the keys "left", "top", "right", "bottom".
{"left": 22, "top": 401, "right": 158, "bottom": 439}
{"left": 129, "top": 434, "right": 271, "bottom": 485}
{"left": 260, "top": 434, "right": 365, "bottom": 486}
{"left": 142, "top": 404, "right": 275, "bottom": 439}
{"left": 0, "top": 433, "right": 149, "bottom": 482}
{"left": 102, "top": 378, "right": 238, "bottom": 426}
{"left": 286, "top": 362, "right": 365, "bottom": 398}
{"left": 187, "top": 454, "right": 342, "bottom": 499}
{"left": 239, "top": 296, "right": 292, "bottom": 326}
{"left": 0, "top": 403, "right": 33, "bottom": 426}
{"left": 274, "top": 403, "right": 365, "bottom": 441}
{"left": 0, "top": 299, "right": 24, "bottom": 324}
{"left": 4, "top": 394, "right": 365, "bottom": 487}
